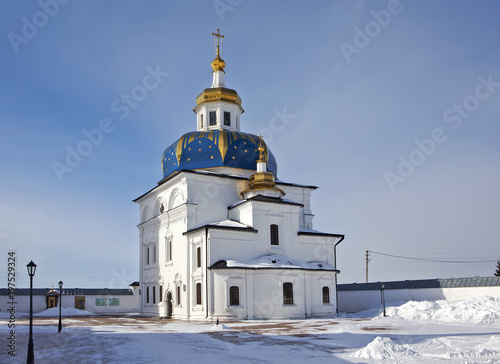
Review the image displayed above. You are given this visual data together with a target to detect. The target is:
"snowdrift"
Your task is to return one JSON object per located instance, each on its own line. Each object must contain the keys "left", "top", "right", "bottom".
{"left": 383, "top": 295, "right": 500, "bottom": 325}
{"left": 34, "top": 307, "right": 94, "bottom": 317}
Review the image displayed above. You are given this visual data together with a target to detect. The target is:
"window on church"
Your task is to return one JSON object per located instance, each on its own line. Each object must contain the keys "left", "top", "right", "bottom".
{"left": 200, "top": 114, "right": 204, "bottom": 128}
{"left": 166, "top": 240, "right": 172, "bottom": 262}
{"left": 159, "top": 285, "right": 163, "bottom": 303}
{"left": 229, "top": 286, "right": 239, "bottom": 306}
{"left": 270, "top": 224, "right": 279, "bottom": 245}
{"left": 146, "top": 286, "right": 149, "bottom": 304}
{"left": 153, "top": 286, "right": 156, "bottom": 304}
{"left": 209, "top": 111, "right": 217, "bottom": 126}
{"left": 177, "top": 285, "right": 181, "bottom": 305}
{"left": 147, "top": 247, "right": 150, "bottom": 265}
{"left": 224, "top": 111, "right": 230, "bottom": 126}
{"left": 153, "top": 245, "right": 157, "bottom": 264}
{"left": 322, "top": 286, "right": 330, "bottom": 304}
{"left": 196, "top": 283, "right": 202, "bottom": 305}
{"left": 283, "top": 282, "right": 293, "bottom": 305}
{"left": 196, "top": 247, "right": 201, "bottom": 268}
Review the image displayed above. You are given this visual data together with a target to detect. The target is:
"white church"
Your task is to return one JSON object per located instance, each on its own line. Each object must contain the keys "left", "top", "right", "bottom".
{"left": 134, "top": 30, "right": 345, "bottom": 320}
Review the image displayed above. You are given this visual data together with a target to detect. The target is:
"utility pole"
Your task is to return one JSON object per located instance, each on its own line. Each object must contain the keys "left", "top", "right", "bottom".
{"left": 365, "top": 250, "right": 370, "bottom": 283}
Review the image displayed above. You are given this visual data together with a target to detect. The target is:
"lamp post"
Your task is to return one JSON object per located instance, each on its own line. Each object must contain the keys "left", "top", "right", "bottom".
{"left": 26, "top": 260, "right": 37, "bottom": 364}
{"left": 381, "top": 283, "right": 386, "bottom": 317}
{"left": 58, "top": 281, "right": 63, "bottom": 333}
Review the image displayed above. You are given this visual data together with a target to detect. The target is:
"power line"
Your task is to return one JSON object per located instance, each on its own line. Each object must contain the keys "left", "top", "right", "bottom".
{"left": 369, "top": 250, "right": 498, "bottom": 264}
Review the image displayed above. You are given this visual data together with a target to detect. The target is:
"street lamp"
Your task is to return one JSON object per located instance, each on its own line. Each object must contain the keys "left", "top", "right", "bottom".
{"left": 381, "top": 283, "right": 386, "bottom": 317}
{"left": 58, "top": 281, "right": 63, "bottom": 333}
{"left": 26, "top": 260, "right": 37, "bottom": 364}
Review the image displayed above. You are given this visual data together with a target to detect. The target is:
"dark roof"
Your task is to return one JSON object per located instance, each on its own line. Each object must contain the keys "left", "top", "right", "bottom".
{"left": 230, "top": 195, "right": 304, "bottom": 209}
{"left": 129, "top": 281, "right": 140, "bottom": 287}
{"left": 337, "top": 276, "right": 500, "bottom": 291}
{"left": 209, "top": 260, "right": 339, "bottom": 272}
{"left": 133, "top": 169, "right": 317, "bottom": 203}
{"left": 184, "top": 223, "right": 258, "bottom": 235}
{"left": 0, "top": 288, "right": 134, "bottom": 296}
{"left": 298, "top": 231, "right": 344, "bottom": 238}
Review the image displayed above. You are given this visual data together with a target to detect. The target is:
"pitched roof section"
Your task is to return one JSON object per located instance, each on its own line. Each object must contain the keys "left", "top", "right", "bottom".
{"left": 210, "top": 254, "right": 339, "bottom": 272}
{"left": 184, "top": 220, "right": 258, "bottom": 235}
{"left": 229, "top": 195, "right": 304, "bottom": 209}
{"left": 337, "top": 276, "right": 500, "bottom": 291}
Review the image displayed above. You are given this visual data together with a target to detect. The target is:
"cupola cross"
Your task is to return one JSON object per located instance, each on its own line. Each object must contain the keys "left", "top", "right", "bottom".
{"left": 212, "top": 29, "right": 224, "bottom": 56}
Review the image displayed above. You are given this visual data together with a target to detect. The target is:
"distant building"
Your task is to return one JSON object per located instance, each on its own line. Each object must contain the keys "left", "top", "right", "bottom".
{"left": 0, "top": 283, "right": 139, "bottom": 314}
{"left": 134, "top": 31, "right": 344, "bottom": 320}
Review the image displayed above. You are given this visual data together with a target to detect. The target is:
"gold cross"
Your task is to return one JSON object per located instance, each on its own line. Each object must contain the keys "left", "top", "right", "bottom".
{"left": 212, "top": 29, "right": 224, "bottom": 56}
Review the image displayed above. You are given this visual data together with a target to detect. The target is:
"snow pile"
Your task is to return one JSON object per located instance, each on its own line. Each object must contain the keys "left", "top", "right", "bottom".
{"left": 351, "top": 336, "right": 418, "bottom": 360}
{"left": 34, "top": 307, "right": 94, "bottom": 317}
{"left": 384, "top": 296, "right": 500, "bottom": 325}
{"left": 444, "top": 335, "right": 500, "bottom": 360}
{"left": 210, "top": 323, "right": 231, "bottom": 331}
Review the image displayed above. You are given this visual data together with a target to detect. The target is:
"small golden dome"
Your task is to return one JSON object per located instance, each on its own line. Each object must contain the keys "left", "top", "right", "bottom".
{"left": 211, "top": 53, "right": 226, "bottom": 73}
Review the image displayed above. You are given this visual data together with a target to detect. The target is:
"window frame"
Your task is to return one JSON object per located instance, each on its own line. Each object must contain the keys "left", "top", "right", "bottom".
{"left": 322, "top": 286, "right": 330, "bottom": 304}
{"left": 177, "top": 285, "right": 181, "bottom": 306}
{"left": 283, "top": 282, "right": 293, "bottom": 305}
{"left": 229, "top": 286, "right": 239, "bottom": 306}
{"left": 196, "top": 282, "right": 202, "bottom": 305}
{"left": 270, "top": 224, "right": 279, "bottom": 245}
{"left": 146, "top": 286, "right": 149, "bottom": 304}
{"left": 196, "top": 246, "right": 201, "bottom": 268}
{"left": 209, "top": 111, "right": 217, "bottom": 126}
{"left": 153, "top": 286, "right": 156, "bottom": 304}
{"left": 224, "top": 111, "right": 231, "bottom": 126}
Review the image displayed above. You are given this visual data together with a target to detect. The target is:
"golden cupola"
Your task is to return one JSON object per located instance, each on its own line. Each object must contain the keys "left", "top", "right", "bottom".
{"left": 241, "top": 136, "right": 285, "bottom": 198}
{"left": 194, "top": 29, "right": 244, "bottom": 116}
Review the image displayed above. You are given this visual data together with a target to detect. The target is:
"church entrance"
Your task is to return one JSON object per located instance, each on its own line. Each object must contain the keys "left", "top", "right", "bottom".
{"left": 166, "top": 292, "right": 173, "bottom": 318}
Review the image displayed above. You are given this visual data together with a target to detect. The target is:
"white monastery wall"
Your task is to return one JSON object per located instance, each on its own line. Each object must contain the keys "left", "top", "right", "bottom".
{"left": 338, "top": 286, "right": 500, "bottom": 313}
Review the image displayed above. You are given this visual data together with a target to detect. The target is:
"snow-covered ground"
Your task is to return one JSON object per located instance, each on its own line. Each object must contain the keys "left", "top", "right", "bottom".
{"left": 1, "top": 296, "right": 499, "bottom": 363}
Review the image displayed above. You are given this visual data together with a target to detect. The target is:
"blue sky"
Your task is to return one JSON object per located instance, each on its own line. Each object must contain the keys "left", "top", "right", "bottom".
{"left": 1, "top": 0, "right": 499, "bottom": 288}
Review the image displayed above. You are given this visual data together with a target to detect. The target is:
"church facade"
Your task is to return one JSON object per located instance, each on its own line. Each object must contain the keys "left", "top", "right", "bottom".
{"left": 134, "top": 31, "right": 344, "bottom": 320}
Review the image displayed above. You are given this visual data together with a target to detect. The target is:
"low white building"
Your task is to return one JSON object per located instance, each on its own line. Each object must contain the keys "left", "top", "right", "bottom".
{"left": 0, "top": 283, "right": 139, "bottom": 314}
{"left": 134, "top": 31, "right": 345, "bottom": 320}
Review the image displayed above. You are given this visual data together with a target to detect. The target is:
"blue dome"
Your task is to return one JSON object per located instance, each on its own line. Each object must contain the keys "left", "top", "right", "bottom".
{"left": 161, "top": 130, "right": 278, "bottom": 179}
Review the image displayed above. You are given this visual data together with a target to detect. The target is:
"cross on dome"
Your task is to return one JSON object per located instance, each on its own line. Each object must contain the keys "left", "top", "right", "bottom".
{"left": 212, "top": 29, "right": 224, "bottom": 57}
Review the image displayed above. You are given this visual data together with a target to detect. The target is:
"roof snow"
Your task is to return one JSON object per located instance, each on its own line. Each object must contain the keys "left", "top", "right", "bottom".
{"left": 211, "top": 254, "right": 336, "bottom": 271}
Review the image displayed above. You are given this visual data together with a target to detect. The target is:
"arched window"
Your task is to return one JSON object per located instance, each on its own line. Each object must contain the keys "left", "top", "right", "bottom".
{"left": 196, "top": 247, "right": 201, "bottom": 268}
{"left": 196, "top": 283, "right": 202, "bottom": 305}
{"left": 229, "top": 286, "right": 239, "bottom": 306}
{"left": 283, "top": 282, "right": 293, "bottom": 305}
{"left": 270, "top": 224, "right": 279, "bottom": 245}
{"left": 153, "top": 286, "right": 156, "bottom": 304}
{"left": 322, "top": 286, "right": 330, "bottom": 304}
{"left": 146, "top": 286, "right": 149, "bottom": 304}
